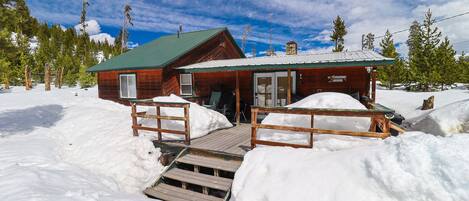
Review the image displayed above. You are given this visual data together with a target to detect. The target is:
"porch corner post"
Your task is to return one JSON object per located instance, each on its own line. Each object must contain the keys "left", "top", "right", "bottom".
{"left": 371, "top": 67, "right": 377, "bottom": 103}
{"left": 235, "top": 71, "right": 241, "bottom": 126}
{"left": 287, "top": 68, "right": 292, "bottom": 105}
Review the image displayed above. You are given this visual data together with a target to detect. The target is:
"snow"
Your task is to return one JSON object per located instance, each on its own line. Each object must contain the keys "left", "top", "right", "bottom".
{"left": 0, "top": 85, "right": 161, "bottom": 200}
{"left": 376, "top": 89, "right": 469, "bottom": 136}
{"left": 258, "top": 92, "right": 372, "bottom": 147}
{"left": 139, "top": 94, "right": 232, "bottom": 140}
{"left": 232, "top": 132, "right": 469, "bottom": 201}
{"left": 232, "top": 89, "right": 469, "bottom": 201}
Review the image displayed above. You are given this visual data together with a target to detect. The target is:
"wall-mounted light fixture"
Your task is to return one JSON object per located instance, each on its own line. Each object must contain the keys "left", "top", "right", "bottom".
{"left": 365, "top": 66, "right": 373, "bottom": 73}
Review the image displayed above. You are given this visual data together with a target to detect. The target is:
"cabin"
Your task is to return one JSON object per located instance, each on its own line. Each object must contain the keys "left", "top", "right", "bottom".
{"left": 88, "top": 27, "right": 394, "bottom": 124}
{"left": 87, "top": 27, "right": 245, "bottom": 104}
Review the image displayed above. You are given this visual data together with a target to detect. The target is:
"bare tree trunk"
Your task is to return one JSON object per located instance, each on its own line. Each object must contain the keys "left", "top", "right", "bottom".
{"left": 45, "top": 63, "right": 51, "bottom": 91}
{"left": 3, "top": 76, "right": 9, "bottom": 89}
{"left": 57, "top": 67, "right": 64, "bottom": 89}
{"left": 24, "top": 65, "right": 31, "bottom": 90}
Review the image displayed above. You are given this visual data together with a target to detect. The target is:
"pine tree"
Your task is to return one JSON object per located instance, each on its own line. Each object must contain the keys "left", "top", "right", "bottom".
{"left": 407, "top": 20, "right": 422, "bottom": 87}
{"left": 419, "top": 9, "right": 441, "bottom": 91}
{"left": 435, "top": 37, "right": 457, "bottom": 89}
{"left": 378, "top": 30, "right": 405, "bottom": 89}
{"left": 16, "top": 30, "right": 32, "bottom": 90}
{"left": 0, "top": 29, "right": 14, "bottom": 89}
{"left": 363, "top": 33, "right": 375, "bottom": 50}
{"left": 79, "top": 0, "right": 89, "bottom": 34}
{"left": 459, "top": 52, "right": 469, "bottom": 83}
{"left": 330, "top": 16, "right": 347, "bottom": 52}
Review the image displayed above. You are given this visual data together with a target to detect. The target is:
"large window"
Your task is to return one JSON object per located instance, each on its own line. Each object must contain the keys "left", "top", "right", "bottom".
{"left": 119, "top": 74, "right": 137, "bottom": 98}
{"left": 180, "top": 73, "right": 193, "bottom": 95}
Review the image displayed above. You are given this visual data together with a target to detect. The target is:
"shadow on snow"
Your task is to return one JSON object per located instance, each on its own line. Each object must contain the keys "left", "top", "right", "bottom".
{"left": 0, "top": 104, "right": 64, "bottom": 136}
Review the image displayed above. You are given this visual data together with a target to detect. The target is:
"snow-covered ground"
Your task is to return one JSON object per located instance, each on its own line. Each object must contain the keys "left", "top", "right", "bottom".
{"left": 232, "top": 89, "right": 469, "bottom": 201}
{"left": 1, "top": 85, "right": 468, "bottom": 201}
{"left": 376, "top": 88, "right": 469, "bottom": 136}
{"left": 0, "top": 86, "right": 160, "bottom": 200}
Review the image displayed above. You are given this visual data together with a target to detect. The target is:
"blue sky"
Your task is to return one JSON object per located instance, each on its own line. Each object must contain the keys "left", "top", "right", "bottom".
{"left": 26, "top": 0, "right": 469, "bottom": 56}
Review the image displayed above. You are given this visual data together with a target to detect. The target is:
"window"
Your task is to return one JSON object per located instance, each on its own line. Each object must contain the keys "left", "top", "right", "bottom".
{"left": 180, "top": 73, "right": 193, "bottom": 95}
{"left": 119, "top": 74, "right": 137, "bottom": 98}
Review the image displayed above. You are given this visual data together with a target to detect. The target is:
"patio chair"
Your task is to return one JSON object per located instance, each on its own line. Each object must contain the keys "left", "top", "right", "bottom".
{"left": 203, "top": 91, "right": 222, "bottom": 110}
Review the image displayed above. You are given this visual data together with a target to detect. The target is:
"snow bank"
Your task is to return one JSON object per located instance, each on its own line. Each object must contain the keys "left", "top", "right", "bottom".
{"left": 412, "top": 99, "right": 469, "bottom": 136}
{"left": 232, "top": 132, "right": 469, "bottom": 201}
{"left": 0, "top": 85, "right": 160, "bottom": 200}
{"left": 376, "top": 89, "right": 469, "bottom": 136}
{"left": 258, "top": 92, "right": 371, "bottom": 146}
{"left": 140, "top": 94, "right": 232, "bottom": 139}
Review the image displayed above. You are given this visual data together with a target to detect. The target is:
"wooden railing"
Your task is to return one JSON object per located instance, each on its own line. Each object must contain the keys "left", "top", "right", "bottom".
{"left": 251, "top": 106, "right": 396, "bottom": 149}
{"left": 130, "top": 99, "right": 191, "bottom": 145}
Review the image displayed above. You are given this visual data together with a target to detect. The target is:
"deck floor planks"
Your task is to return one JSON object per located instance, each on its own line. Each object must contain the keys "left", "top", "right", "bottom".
{"left": 163, "top": 123, "right": 251, "bottom": 156}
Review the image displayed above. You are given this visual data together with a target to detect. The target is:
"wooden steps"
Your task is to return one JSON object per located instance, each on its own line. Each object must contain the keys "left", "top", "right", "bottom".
{"left": 177, "top": 154, "right": 242, "bottom": 173}
{"left": 144, "top": 183, "right": 222, "bottom": 201}
{"left": 144, "top": 148, "right": 243, "bottom": 201}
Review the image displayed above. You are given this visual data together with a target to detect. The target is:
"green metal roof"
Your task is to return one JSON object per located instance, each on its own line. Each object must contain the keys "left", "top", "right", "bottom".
{"left": 88, "top": 27, "right": 239, "bottom": 72}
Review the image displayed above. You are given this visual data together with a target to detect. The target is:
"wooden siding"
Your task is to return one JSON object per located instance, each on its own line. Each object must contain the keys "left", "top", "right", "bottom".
{"left": 297, "top": 67, "right": 369, "bottom": 97}
{"left": 97, "top": 30, "right": 244, "bottom": 104}
{"left": 163, "top": 31, "right": 244, "bottom": 95}
{"left": 192, "top": 67, "right": 370, "bottom": 106}
{"left": 194, "top": 71, "right": 253, "bottom": 104}
{"left": 97, "top": 69, "right": 163, "bottom": 104}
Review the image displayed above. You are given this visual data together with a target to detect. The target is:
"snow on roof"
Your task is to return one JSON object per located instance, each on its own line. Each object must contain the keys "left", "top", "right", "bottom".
{"left": 178, "top": 50, "right": 394, "bottom": 72}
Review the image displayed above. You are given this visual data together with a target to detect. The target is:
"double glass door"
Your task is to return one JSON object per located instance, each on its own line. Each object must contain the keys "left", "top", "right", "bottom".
{"left": 254, "top": 71, "right": 296, "bottom": 107}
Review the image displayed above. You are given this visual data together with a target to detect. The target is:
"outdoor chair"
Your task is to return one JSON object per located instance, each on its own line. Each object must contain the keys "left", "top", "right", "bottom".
{"left": 203, "top": 91, "right": 222, "bottom": 110}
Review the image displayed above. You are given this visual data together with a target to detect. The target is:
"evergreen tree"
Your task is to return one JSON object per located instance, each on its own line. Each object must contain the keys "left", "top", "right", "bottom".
{"left": 407, "top": 10, "right": 442, "bottom": 91}
{"left": 378, "top": 30, "right": 405, "bottom": 89}
{"left": 330, "top": 16, "right": 347, "bottom": 52}
{"left": 459, "top": 53, "right": 469, "bottom": 83}
{"left": 79, "top": 0, "right": 89, "bottom": 34}
{"left": 363, "top": 33, "right": 375, "bottom": 50}
{"left": 435, "top": 37, "right": 457, "bottom": 89}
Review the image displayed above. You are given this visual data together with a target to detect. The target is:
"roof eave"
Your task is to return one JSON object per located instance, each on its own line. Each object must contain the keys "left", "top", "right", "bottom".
{"left": 179, "top": 59, "right": 395, "bottom": 73}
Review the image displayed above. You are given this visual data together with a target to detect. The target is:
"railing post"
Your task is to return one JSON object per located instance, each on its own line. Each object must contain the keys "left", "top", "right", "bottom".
{"left": 310, "top": 114, "right": 314, "bottom": 148}
{"left": 382, "top": 116, "right": 391, "bottom": 138}
{"left": 156, "top": 105, "right": 162, "bottom": 142}
{"left": 184, "top": 104, "right": 191, "bottom": 145}
{"left": 131, "top": 103, "right": 139, "bottom": 136}
{"left": 251, "top": 108, "right": 258, "bottom": 149}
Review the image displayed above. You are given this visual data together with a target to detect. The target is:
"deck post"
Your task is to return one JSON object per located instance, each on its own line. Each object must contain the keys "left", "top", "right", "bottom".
{"left": 235, "top": 71, "right": 241, "bottom": 126}
{"left": 250, "top": 108, "right": 258, "bottom": 149}
{"left": 310, "top": 114, "right": 314, "bottom": 148}
{"left": 156, "top": 106, "right": 162, "bottom": 141}
{"left": 371, "top": 68, "right": 377, "bottom": 103}
{"left": 131, "top": 103, "right": 139, "bottom": 136}
{"left": 287, "top": 69, "right": 292, "bottom": 105}
{"left": 184, "top": 104, "right": 191, "bottom": 145}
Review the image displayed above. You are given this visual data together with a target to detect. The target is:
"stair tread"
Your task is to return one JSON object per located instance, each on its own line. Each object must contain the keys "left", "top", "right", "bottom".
{"left": 163, "top": 168, "right": 233, "bottom": 191}
{"left": 177, "top": 154, "right": 242, "bottom": 173}
{"left": 144, "top": 183, "right": 223, "bottom": 201}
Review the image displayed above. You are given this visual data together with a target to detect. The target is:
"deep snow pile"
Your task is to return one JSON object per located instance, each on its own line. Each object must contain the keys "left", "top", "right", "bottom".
{"left": 411, "top": 99, "right": 469, "bottom": 136}
{"left": 139, "top": 94, "right": 232, "bottom": 139}
{"left": 0, "top": 86, "right": 160, "bottom": 200}
{"left": 232, "top": 132, "right": 469, "bottom": 201}
{"left": 376, "top": 89, "right": 469, "bottom": 136}
{"left": 258, "top": 92, "right": 372, "bottom": 147}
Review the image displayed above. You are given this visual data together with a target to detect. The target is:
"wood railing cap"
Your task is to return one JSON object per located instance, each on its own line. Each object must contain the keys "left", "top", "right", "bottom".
{"left": 250, "top": 105, "right": 394, "bottom": 114}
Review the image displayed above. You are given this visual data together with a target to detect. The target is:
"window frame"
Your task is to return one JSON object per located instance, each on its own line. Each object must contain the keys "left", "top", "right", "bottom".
{"left": 119, "top": 73, "right": 137, "bottom": 99}
{"left": 179, "top": 73, "right": 193, "bottom": 96}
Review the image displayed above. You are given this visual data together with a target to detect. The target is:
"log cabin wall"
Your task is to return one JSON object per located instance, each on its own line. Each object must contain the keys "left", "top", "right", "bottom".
{"left": 97, "top": 69, "right": 163, "bottom": 104}
{"left": 163, "top": 31, "right": 244, "bottom": 95}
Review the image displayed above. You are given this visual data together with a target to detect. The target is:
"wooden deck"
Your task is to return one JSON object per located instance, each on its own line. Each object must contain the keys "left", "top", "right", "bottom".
{"left": 164, "top": 123, "right": 251, "bottom": 156}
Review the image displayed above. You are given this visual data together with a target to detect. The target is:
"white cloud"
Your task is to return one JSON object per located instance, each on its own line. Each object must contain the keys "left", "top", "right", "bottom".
{"left": 28, "top": 0, "right": 469, "bottom": 55}
{"left": 89, "top": 33, "right": 115, "bottom": 44}
{"left": 74, "top": 19, "right": 101, "bottom": 35}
